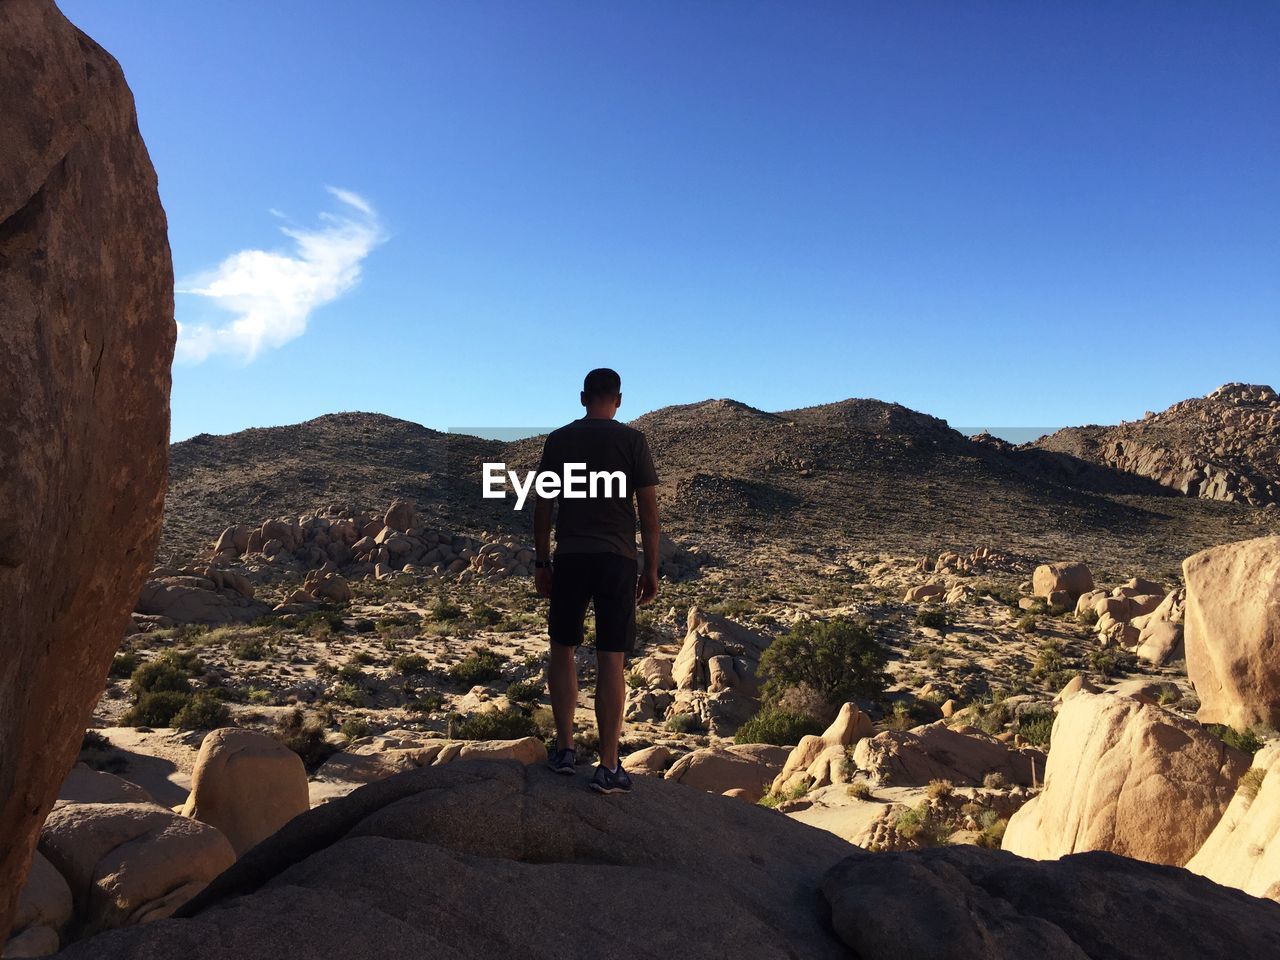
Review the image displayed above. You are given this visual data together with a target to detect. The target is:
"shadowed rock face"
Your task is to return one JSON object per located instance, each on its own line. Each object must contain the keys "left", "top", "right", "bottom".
{"left": 54, "top": 761, "right": 1280, "bottom": 960}
{"left": 823, "top": 845, "right": 1280, "bottom": 960}
{"left": 0, "top": 0, "right": 174, "bottom": 942}
{"left": 58, "top": 761, "right": 856, "bottom": 960}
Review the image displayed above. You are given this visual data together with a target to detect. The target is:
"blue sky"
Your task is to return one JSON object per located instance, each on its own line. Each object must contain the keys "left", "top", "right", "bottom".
{"left": 62, "top": 1, "right": 1279, "bottom": 441}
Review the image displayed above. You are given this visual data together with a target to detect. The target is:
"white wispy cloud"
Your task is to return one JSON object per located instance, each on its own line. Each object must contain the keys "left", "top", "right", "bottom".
{"left": 176, "top": 187, "right": 386, "bottom": 363}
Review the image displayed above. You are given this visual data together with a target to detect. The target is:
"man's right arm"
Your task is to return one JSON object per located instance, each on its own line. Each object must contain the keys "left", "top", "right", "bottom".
{"left": 534, "top": 438, "right": 556, "bottom": 597}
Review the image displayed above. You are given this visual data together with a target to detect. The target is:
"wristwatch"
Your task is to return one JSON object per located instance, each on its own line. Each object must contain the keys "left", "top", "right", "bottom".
{"left": 534, "top": 559, "right": 552, "bottom": 569}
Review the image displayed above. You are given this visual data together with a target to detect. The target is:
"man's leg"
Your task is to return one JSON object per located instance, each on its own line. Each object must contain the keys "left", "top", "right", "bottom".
{"left": 548, "top": 641, "right": 579, "bottom": 752}
{"left": 547, "top": 555, "right": 590, "bottom": 756}
{"left": 594, "top": 650, "right": 625, "bottom": 769}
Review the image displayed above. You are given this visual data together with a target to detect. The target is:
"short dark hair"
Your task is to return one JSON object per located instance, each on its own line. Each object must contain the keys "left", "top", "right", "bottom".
{"left": 583, "top": 367, "right": 621, "bottom": 401}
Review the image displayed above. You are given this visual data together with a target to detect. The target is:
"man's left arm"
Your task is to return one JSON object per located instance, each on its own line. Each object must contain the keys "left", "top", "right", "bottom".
{"left": 634, "top": 433, "right": 660, "bottom": 605}
{"left": 636, "top": 485, "right": 660, "bottom": 604}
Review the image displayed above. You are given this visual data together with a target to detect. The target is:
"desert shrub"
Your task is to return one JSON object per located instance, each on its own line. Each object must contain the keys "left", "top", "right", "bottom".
{"left": 276, "top": 708, "right": 335, "bottom": 769}
{"left": 975, "top": 810, "right": 1008, "bottom": 848}
{"left": 129, "top": 654, "right": 198, "bottom": 698}
{"left": 470, "top": 604, "right": 502, "bottom": 627}
{"left": 847, "top": 779, "right": 873, "bottom": 800}
{"left": 709, "top": 598, "right": 759, "bottom": 618}
{"left": 1075, "top": 606, "right": 1099, "bottom": 627}
{"left": 1239, "top": 767, "right": 1268, "bottom": 801}
{"left": 505, "top": 679, "right": 544, "bottom": 704}
{"left": 173, "top": 692, "right": 231, "bottom": 731}
{"left": 626, "top": 671, "right": 646, "bottom": 690}
{"left": 450, "top": 707, "right": 539, "bottom": 741}
{"left": 231, "top": 637, "right": 267, "bottom": 660}
{"left": 351, "top": 651, "right": 376, "bottom": 665}
{"left": 1207, "top": 724, "right": 1264, "bottom": 755}
{"left": 734, "top": 708, "right": 822, "bottom": 747}
{"left": 407, "top": 691, "right": 445, "bottom": 713}
{"left": 330, "top": 683, "right": 367, "bottom": 707}
{"left": 431, "top": 599, "right": 464, "bottom": 622}
{"left": 1031, "top": 641, "right": 1066, "bottom": 680}
{"left": 927, "top": 779, "right": 954, "bottom": 800}
{"left": 666, "top": 713, "right": 701, "bottom": 734}
{"left": 1016, "top": 615, "right": 1037, "bottom": 634}
{"left": 393, "top": 654, "right": 431, "bottom": 675}
{"left": 759, "top": 775, "right": 813, "bottom": 809}
{"left": 109, "top": 653, "right": 139, "bottom": 678}
{"left": 340, "top": 717, "right": 371, "bottom": 741}
{"left": 82, "top": 730, "right": 111, "bottom": 751}
{"left": 971, "top": 699, "right": 1012, "bottom": 737}
{"left": 353, "top": 618, "right": 377, "bottom": 634}
{"left": 983, "top": 771, "right": 1008, "bottom": 789}
{"left": 337, "top": 663, "right": 368, "bottom": 683}
{"left": 915, "top": 606, "right": 949, "bottom": 631}
{"left": 448, "top": 648, "right": 506, "bottom": 686}
{"left": 1015, "top": 708, "right": 1055, "bottom": 746}
{"left": 894, "top": 802, "right": 951, "bottom": 847}
{"left": 246, "top": 687, "right": 275, "bottom": 705}
{"left": 1088, "top": 648, "right": 1135, "bottom": 680}
{"left": 123, "top": 690, "right": 190, "bottom": 727}
{"left": 759, "top": 616, "right": 887, "bottom": 707}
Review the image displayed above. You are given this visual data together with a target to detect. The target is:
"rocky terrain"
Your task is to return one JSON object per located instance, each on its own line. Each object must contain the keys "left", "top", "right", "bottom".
{"left": 1032, "top": 382, "right": 1280, "bottom": 508}
{"left": 6, "top": 3, "right": 1280, "bottom": 958}
{"left": 162, "top": 389, "right": 1280, "bottom": 575}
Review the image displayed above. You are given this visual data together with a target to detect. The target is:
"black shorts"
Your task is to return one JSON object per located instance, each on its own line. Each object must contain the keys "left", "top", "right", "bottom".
{"left": 548, "top": 552, "right": 638, "bottom": 655}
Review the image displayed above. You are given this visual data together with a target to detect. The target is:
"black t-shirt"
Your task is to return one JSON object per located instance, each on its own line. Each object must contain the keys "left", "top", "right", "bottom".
{"left": 537, "top": 418, "right": 659, "bottom": 559}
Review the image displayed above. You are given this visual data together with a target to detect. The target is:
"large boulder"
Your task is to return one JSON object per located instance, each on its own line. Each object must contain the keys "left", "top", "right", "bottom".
{"left": 57, "top": 761, "right": 855, "bottom": 960}
{"left": 664, "top": 743, "right": 790, "bottom": 803}
{"left": 39, "top": 801, "right": 235, "bottom": 935}
{"left": 1032, "top": 562, "right": 1094, "bottom": 602}
{"left": 772, "top": 702, "right": 873, "bottom": 795}
{"left": 136, "top": 568, "right": 270, "bottom": 625}
{"left": 672, "top": 606, "right": 770, "bottom": 693}
{"left": 180, "top": 729, "right": 310, "bottom": 857}
{"left": 823, "top": 845, "right": 1280, "bottom": 960}
{"left": 1183, "top": 536, "right": 1280, "bottom": 730}
{"left": 1002, "top": 692, "right": 1248, "bottom": 866}
{"left": 0, "top": 0, "right": 174, "bottom": 941}
{"left": 4, "top": 851, "right": 72, "bottom": 957}
{"left": 1187, "top": 743, "right": 1280, "bottom": 900}
{"left": 852, "top": 722, "right": 1044, "bottom": 787}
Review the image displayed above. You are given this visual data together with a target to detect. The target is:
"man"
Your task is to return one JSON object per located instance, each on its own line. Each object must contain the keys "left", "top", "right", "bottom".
{"left": 533, "top": 368, "right": 660, "bottom": 794}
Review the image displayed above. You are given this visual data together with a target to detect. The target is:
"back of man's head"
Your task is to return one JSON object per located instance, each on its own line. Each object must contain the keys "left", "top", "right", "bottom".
{"left": 583, "top": 367, "right": 621, "bottom": 402}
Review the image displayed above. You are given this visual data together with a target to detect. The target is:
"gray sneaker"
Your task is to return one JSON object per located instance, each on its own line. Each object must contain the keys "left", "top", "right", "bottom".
{"left": 548, "top": 747, "right": 576, "bottom": 775}
{"left": 590, "top": 762, "right": 632, "bottom": 794}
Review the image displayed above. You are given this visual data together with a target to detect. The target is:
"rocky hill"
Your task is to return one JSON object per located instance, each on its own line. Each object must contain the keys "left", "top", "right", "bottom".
{"left": 1031, "top": 383, "right": 1280, "bottom": 508}
{"left": 162, "top": 395, "right": 1280, "bottom": 572}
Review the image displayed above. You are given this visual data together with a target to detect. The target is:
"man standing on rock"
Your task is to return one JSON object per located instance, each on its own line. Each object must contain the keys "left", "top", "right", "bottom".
{"left": 534, "top": 368, "right": 661, "bottom": 794}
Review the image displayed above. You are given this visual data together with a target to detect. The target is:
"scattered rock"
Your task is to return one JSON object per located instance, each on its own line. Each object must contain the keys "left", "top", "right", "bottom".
{"left": 852, "top": 723, "right": 1043, "bottom": 788}
{"left": 308, "top": 733, "right": 546, "bottom": 805}
{"left": 664, "top": 744, "right": 791, "bottom": 803}
{"left": 622, "top": 745, "right": 674, "bottom": 776}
